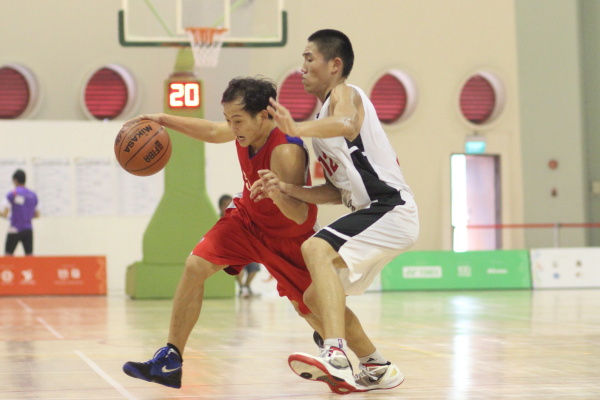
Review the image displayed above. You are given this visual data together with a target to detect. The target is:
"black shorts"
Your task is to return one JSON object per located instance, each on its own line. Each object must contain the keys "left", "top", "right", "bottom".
{"left": 5, "top": 229, "right": 33, "bottom": 255}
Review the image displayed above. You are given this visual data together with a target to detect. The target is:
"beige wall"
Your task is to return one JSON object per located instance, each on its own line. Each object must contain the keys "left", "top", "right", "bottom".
{"left": 0, "top": 0, "right": 547, "bottom": 292}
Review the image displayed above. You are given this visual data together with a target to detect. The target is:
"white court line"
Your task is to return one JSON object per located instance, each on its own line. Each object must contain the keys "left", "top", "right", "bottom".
{"left": 16, "top": 299, "right": 32, "bottom": 312}
{"left": 74, "top": 350, "right": 138, "bottom": 400}
{"left": 35, "top": 317, "right": 64, "bottom": 339}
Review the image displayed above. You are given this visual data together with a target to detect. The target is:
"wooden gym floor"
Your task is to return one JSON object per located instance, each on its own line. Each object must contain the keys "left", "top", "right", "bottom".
{"left": 1, "top": 288, "right": 599, "bottom": 399}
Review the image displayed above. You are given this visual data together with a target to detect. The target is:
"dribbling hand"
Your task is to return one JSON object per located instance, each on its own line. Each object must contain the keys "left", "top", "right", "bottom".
{"left": 121, "top": 114, "right": 163, "bottom": 131}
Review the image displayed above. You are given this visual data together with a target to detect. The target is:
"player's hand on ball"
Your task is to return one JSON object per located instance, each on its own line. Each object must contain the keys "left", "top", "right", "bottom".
{"left": 122, "top": 114, "right": 163, "bottom": 130}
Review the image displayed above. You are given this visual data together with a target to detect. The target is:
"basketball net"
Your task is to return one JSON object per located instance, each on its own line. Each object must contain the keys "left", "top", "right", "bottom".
{"left": 185, "top": 27, "right": 228, "bottom": 68}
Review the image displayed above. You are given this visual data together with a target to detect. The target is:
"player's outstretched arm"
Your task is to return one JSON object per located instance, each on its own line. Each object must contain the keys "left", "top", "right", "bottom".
{"left": 253, "top": 168, "right": 342, "bottom": 206}
{"left": 121, "top": 113, "right": 234, "bottom": 144}
{"left": 268, "top": 85, "right": 362, "bottom": 141}
{"left": 283, "top": 176, "right": 342, "bottom": 205}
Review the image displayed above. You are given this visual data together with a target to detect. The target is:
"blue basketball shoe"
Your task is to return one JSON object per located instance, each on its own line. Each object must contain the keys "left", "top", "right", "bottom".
{"left": 123, "top": 346, "right": 182, "bottom": 388}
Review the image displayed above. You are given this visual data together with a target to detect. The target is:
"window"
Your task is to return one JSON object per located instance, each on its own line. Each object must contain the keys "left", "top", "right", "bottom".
{"left": 82, "top": 64, "right": 136, "bottom": 120}
{"left": 0, "top": 64, "right": 39, "bottom": 119}
{"left": 370, "top": 70, "right": 417, "bottom": 125}
{"left": 278, "top": 70, "right": 317, "bottom": 121}
{"left": 459, "top": 72, "right": 504, "bottom": 125}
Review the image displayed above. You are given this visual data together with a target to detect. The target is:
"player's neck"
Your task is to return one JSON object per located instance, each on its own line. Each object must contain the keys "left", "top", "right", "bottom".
{"left": 320, "top": 78, "right": 346, "bottom": 103}
{"left": 249, "top": 122, "right": 275, "bottom": 156}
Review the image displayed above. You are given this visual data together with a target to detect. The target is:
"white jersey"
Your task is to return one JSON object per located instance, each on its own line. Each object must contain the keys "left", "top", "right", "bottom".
{"left": 312, "top": 84, "right": 412, "bottom": 211}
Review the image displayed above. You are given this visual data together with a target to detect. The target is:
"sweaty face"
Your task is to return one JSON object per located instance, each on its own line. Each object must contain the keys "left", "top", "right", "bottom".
{"left": 222, "top": 100, "right": 267, "bottom": 150}
{"left": 301, "top": 42, "right": 332, "bottom": 97}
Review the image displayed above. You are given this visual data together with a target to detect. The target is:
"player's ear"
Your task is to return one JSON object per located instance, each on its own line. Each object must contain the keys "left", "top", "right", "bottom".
{"left": 259, "top": 109, "right": 269, "bottom": 120}
{"left": 331, "top": 57, "right": 343, "bottom": 74}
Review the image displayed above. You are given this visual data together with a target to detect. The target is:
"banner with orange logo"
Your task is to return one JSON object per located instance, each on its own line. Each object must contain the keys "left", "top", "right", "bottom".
{"left": 0, "top": 256, "right": 106, "bottom": 295}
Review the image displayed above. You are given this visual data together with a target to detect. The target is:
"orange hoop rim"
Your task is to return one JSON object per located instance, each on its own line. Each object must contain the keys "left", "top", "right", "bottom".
{"left": 185, "top": 27, "right": 228, "bottom": 45}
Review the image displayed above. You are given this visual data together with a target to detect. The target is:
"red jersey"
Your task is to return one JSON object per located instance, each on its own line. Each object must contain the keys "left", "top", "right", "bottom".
{"left": 192, "top": 127, "right": 318, "bottom": 313}
{"left": 234, "top": 127, "right": 318, "bottom": 238}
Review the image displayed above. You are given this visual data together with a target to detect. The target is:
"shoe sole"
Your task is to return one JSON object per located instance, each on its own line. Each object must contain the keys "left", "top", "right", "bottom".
{"left": 288, "top": 353, "right": 356, "bottom": 395}
{"left": 122, "top": 363, "right": 182, "bottom": 389}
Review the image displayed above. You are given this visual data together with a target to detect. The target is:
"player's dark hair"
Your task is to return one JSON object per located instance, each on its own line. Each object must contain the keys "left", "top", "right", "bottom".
{"left": 221, "top": 77, "right": 277, "bottom": 119}
{"left": 13, "top": 169, "right": 26, "bottom": 185}
{"left": 308, "top": 29, "right": 354, "bottom": 78}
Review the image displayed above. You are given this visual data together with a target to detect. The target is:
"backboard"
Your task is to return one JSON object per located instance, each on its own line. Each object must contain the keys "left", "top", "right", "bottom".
{"left": 119, "top": 0, "right": 286, "bottom": 47}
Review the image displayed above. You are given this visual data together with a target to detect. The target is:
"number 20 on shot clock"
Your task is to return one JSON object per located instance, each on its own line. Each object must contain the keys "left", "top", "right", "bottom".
{"left": 168, "top": 81, "right": 201, "bottom": 109}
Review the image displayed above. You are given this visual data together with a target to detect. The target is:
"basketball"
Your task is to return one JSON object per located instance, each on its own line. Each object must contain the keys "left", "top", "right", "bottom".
{"left": 114, "top": 120, "right": 172, "bottom": 176}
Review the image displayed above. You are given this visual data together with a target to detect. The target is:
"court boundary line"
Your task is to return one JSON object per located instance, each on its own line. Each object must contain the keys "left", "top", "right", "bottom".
{"left": 74, "top": 350, "right": 138, "bottom": 400}
{"left": 35, "top": 317, "right": 64, "bottom": 339}
{"left": 16, "top": 299, "right": 32, "bottom": 312}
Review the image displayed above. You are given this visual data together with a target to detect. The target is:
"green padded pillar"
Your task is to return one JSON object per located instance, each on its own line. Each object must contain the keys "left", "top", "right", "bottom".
{"left": 126, "top": 48, "right": 234, "bottom": 299}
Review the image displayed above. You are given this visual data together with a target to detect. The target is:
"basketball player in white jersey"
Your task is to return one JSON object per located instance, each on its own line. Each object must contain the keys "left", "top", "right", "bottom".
{"left": 255, "top": 29, "right": 419, "bottom": 393}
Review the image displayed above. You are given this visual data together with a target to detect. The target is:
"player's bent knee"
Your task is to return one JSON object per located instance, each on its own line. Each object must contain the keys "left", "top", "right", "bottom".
{"left": 300, "top": 238, "right": 313, "bottom": 257}
{"left": 183, "top": 255, "right": 218, "bottom": 281}
{"left": 302, "top": 238, "right": 346, "bottom": 271}
{"left": 301, "top": 237, "right": 329, "bottom": 261}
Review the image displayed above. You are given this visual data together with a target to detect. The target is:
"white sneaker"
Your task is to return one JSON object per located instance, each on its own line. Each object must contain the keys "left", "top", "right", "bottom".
{"left": 288, "top": 346, "right": 357, "bottom": 395}
{"left": 354, "top": 362, "right": 404, "bottom": 391}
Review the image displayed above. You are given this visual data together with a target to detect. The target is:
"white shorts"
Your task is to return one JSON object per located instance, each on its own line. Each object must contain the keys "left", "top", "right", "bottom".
{"left": 314, "top": 191, "right": 419, "bottom": 295}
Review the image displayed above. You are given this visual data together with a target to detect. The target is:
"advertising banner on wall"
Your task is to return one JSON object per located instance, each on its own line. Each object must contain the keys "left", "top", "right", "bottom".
{"left": 381, "top": 250, "right": 531, "bottom": 291}
{"left": 0, "top": 256, "right": 106, "bottom": 295}
{"left": 530, "top": 247, "right": 600, "bottom": 288}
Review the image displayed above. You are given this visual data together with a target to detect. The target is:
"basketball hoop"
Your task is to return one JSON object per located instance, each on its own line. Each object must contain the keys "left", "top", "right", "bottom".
{"left": 185, "top": 27, "right": 228, "bottom": 68}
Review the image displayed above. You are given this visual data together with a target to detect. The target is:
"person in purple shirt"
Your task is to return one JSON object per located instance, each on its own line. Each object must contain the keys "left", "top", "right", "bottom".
{"left": 1, "top": 169, "right": 39, "bottom": 256}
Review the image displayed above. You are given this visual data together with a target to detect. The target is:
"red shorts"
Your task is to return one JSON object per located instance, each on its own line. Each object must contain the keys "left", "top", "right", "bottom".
{"left": 192, "top": 209, "right": 315, "bottom": 314}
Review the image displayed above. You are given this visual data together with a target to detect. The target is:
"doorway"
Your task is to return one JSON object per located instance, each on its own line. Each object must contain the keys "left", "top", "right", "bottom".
{"left": 451, "top": 154, "right": 501, "bottom": 251}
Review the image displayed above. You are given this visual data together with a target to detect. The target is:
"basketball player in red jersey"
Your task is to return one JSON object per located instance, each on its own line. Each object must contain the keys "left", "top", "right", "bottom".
{"left": 121, "top": 77, "right": 380, "bottom": 393}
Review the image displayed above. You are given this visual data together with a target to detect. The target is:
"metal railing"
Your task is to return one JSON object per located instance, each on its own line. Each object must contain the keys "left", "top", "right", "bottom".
{"left": 462, "top": 222, "right": 600, "bottom": 247}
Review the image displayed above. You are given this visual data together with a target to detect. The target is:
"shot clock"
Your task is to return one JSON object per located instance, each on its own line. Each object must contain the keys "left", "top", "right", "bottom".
{"left": 168, "top": 81, "right": 201, "bottom": 109}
